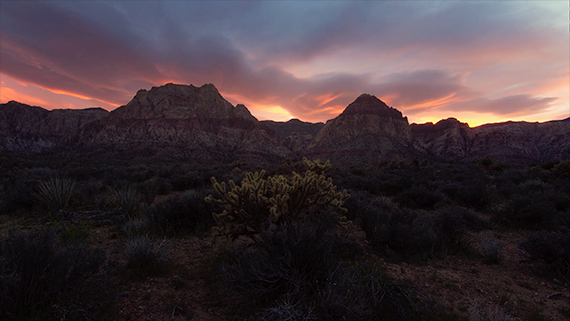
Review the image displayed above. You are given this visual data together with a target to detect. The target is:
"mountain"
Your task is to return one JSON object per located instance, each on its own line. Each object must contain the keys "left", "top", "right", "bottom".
{"left": 2, "top": 84, "right": 569, "bottom": 165}
{"left": 412, "top": 117, "right": 570, "bottom": 163}
{"left": 0, "top": 101, "right": 109, "bottom": 153}
{"left": 307, "top": 94, "right": 413, "bottom": 162}
{"left": 262, "top": 119, "right": 324, "bottom": 156}
{"left": 76, "top": 83, "right": 291, "bottom": 162}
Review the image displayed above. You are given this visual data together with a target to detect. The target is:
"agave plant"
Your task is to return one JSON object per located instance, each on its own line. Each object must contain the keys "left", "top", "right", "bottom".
{"left": 35, "top": 176, "right": 76, "bottom": 211}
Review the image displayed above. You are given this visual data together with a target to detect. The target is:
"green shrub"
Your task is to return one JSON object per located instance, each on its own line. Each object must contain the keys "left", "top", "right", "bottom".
{"left": 34, "top": 176, "right": 76, "bottom": 211}
{"left": 206, "top": 158, "right": 350, "bottom": 240}
{"left": 0, "top": 228, "right": 110, "bottom": 320}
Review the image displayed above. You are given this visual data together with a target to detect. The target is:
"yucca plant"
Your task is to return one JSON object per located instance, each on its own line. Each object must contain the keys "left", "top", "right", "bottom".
{"left": 35, "top": 176, "right": 76, "bottom": 211}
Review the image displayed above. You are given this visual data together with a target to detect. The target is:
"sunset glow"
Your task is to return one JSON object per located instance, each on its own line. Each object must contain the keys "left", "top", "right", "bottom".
{"left": 1, "top": 1, "right": 568, "bottom": 125}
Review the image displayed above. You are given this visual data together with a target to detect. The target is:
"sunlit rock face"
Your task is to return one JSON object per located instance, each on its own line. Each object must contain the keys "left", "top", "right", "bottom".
{"left": 307, "top": 94, "right": 413, "bottom": 162}
{"left": 78, "top": 83, "right": 292, "bottom": 162}
{"left": 0, "top": 101, "right": 108, "bottom": 153}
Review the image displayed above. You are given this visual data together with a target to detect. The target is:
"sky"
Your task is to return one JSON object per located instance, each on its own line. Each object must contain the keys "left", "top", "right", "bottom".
{"left": 0, "top": 1, "right": 568, "bottom": 127}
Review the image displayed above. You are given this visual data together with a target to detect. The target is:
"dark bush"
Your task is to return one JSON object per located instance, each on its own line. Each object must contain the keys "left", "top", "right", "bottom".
{"left": 317, "top": 263, "right": 434, "bottom": 321}
{"left": 144, "top": 189, "right": 216, "bottom": 236}
{"left": 358, "top": 200, "right": 480, "bottom": 260}
{"left": 495, "top": 193, "right": 558, "bottom": 228}
{"left": 394, "top": 185, "right": 447, "bottom": 210}
{"left": 221, "top": 222, "right": 359, "bottom": 308}
{"left": 519, "top": 230, "right": 570, "bottom": 276}
{"left": 0, "top": 229, "right": 111, "bottom": 321}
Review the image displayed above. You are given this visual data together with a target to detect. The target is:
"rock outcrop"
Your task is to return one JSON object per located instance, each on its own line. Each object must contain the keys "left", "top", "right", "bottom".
{"left": 262, "top": 119, "right": 325, "bottom": 156}
{"left": 307, "top": 94, "right": 412, "bottom": 162}
{"left": 78, "top": 83, "right": 292, "bottom": 162}
{"left": 411, "top": 118, "right": 471, "bottom": 161}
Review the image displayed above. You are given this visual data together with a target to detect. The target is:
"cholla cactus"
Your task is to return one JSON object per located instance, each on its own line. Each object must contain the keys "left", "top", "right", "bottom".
{"left": 205, "top": 158, "right": 350, "bottom": 239}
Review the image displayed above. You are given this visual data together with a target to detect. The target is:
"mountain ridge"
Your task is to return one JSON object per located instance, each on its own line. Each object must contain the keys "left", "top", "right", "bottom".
{"left": 2, "top": 83, "right": 569, "bottom": 164}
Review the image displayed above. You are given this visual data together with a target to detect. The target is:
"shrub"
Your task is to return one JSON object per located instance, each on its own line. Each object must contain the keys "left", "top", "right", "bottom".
{"left": 206, "top": 158, "right": 350, "bottom": 240}
{"left": 469, "top": 301, "right": 514, "bottom": 321}
{"left": 0, "top": 228, "right": 110, "bottom": 320}
{"left": 124, "top": 236, "right": 170, "bottom": 278}
{"left": 220, "top": 222, "right": 355, "bottom": 307}
{"left": 358, "top": 204, "right": 480, "bottom": 261}
{"left": 144, "top": 190, "right": 216, "bottom": 236}
{"left": 318, "top": 263, "right": 434, "bottom": 321}
{"left": 115, "top": 186, "right": 141, "bottom": 218}
{"left": 219, "top": 221, "right": 434, "bottom": 320}
{"left": 480, "top": 236, "right": 502, "bottom": 264}
{"left": 519, "top": 230, "right": 570, "bottom": 276}
{"left": 34, "top": 176, "right": 76, "bottom": 211}
{"left": 394, "top": 184, "right": 446, "bottom": 210}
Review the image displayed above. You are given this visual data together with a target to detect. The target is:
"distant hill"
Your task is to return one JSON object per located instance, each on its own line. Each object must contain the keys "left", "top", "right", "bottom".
{"left": 2, "top": 83, "right": 569, "bottom": 164}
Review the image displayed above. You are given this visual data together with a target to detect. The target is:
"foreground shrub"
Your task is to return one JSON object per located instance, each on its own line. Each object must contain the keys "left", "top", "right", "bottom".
{"left": 220, "top": 222, "right": 434, "bottom": 320}
{"left": 318, "top": 263, "right": 433, "bottom": 321}
{"left": 0, "top": 229, "right": 110, "bottom": 321}
{"left": 124, "top": 236, "right": 170, "bottom": 278}
{"left": 519, "top": 230, "right": 570, "bottom": 277}
{"left": 221, "top": 222, "right": 357, "bottom": 307}
{"left": 479, "top": 235, "right": 502, "bottom": 264}
{"left": 34, "top": 176, "right": 76, "bottom": 211}
{"left": 144, "top": 190, "right": 215, "bottom": 236}
{"left": 206, "top": 158, "right": 350, "bottom": 240}
{"left": 115, "top": 186, "right": 141, "bottom": 218}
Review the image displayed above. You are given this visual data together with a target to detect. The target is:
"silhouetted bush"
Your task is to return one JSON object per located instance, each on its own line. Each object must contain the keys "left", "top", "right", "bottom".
{"left": 0, "top": 229, "right": 111, "bottom": 321}
{"left": 394, "top": 184, "right": 447, "bottom": 210}
{"left": 221, "top": 222, "right": 359, "bottom": 307}
{"left": 144, "top": 189, "right": 216, "bottom": 236}
{"left": 494, "top": 193, "right": 558, "bottom": 228}
{"left": 220, "top": 220, "right": 436, "bottom": 320}
{"left": 358, "top": 201, "right": 481, "bottom": 261}
{"left": 519, "top": 230, "right": 570, "bottom": 277}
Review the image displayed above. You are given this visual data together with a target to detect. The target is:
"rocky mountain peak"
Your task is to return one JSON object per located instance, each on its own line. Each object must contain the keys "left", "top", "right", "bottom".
{"left": 111, "top": 83, "right": 245, "bottom": 121}
{"left": 341, "top": 94, "right": 403, "bottom": 119}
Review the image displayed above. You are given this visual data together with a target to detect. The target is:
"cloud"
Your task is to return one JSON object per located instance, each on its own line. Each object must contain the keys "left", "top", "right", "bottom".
{"left": 444, "top": 95, "right": 558, "bottom": 116}
{"left": 1, "top": 1, "right": 567, "bottom": 125}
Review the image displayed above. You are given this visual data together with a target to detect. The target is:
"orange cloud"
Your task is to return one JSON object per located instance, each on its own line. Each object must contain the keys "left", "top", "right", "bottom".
{"left": 0, "top": 85, "right": 49, "bottom": 107}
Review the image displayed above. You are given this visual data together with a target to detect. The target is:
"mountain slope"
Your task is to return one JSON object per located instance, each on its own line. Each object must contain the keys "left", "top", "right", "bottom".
{"left": 307, "top": 94, "right": 413, "bottom": 162}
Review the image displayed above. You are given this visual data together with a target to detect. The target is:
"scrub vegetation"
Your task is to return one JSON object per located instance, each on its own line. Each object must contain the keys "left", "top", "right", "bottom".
{"left": 1, "top": 153, "right": 569, "bottom": 320}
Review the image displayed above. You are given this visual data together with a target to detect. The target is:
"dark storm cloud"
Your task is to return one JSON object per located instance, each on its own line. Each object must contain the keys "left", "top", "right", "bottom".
{"left": 0, "top": 1, "right": 566, "bottom": 122}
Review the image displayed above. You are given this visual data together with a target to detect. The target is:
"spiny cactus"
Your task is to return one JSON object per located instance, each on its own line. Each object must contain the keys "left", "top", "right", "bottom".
{"left": 205, "top": 158, "right": 350, "bottom": 239}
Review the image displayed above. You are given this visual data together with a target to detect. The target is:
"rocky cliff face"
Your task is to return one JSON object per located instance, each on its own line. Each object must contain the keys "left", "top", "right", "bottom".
{"left": 78, "top": 83, "right": 291, "bottom": 162}
{"left": 411, "top": 118, "right": 471, "bottom": 161}
{"left": 307, "top": 94, "right": 412, "bottom": 162}
{"left": 262, "top": 119, "right": 325, "bottom": 156}
{"left": 0, "top": 101, "right": 108, "bottom": 153}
